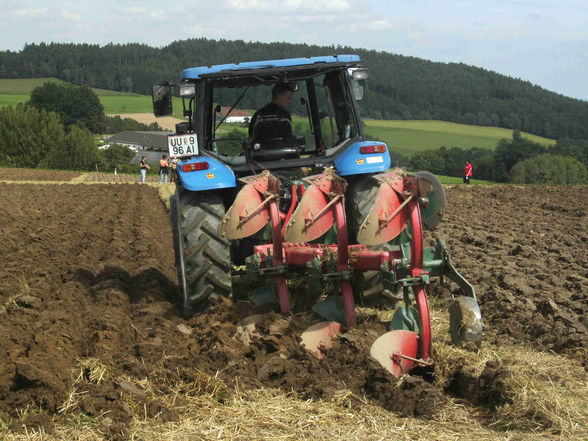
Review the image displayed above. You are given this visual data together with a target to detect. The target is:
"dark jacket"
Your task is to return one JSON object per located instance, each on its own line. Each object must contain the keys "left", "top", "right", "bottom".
{"left": 248, "top": 103, "right": 292, "bottom": 142}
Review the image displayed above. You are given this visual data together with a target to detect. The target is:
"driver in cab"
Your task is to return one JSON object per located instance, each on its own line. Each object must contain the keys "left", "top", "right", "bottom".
{"left": 248, "top": 83, "right": 295, "bottom": 149}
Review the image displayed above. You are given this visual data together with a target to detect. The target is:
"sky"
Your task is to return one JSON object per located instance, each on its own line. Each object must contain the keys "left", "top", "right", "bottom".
{"left": 1, "top": 0, "right": 587, "bottom": 100}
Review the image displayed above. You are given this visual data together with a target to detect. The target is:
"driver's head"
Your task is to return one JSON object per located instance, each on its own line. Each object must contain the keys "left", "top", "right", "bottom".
{"left": 271, "top": 83, "right": 294, "bottom": 109}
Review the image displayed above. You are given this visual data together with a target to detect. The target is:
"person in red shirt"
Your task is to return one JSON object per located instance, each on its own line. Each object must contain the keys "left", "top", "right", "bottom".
{"left": 464, "top": 161, "right": 473, "bottom": 184}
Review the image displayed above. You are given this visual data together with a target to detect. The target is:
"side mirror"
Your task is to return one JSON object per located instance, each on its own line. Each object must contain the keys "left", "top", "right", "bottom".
{"left": 152, "top": 82, "right": 172, "bottom": 117}
{"left": 348, "top": 68, "right": 367, "bottom": 101}
{"left": 350, "top": 80, "right": 364, "bottom": 101}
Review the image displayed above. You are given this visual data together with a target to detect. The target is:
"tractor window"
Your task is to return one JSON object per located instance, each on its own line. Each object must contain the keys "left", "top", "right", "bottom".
{"left": 313, "top": 71, "right": 359, "bottom": 150}
{"left": 208, "top": 83, "right": 313, "bottom": 156}
{"left": 209, "top": 85, "right": 261, "bottom": 156}
{"left": 205, "top": 72, "right": 357, "bottom": 158}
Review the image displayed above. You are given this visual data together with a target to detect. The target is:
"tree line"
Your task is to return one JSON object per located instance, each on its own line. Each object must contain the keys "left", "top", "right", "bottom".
{"left": 407, "top": 131, "right": 588, "bottom": 184}
{"left": 0, "top": 83, "right": 160, "bottom": 172}
{"left": 2, "top": 39, "right": 588, "bottom": 139}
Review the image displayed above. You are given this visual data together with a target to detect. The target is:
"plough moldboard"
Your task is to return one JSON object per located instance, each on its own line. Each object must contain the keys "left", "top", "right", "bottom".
{"left": 219, "top": 169, "right": 482, "bottom": 378}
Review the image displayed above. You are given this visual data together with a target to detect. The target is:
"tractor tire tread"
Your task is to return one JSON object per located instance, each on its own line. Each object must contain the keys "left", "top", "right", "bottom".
{"left": 172, "top": 186, "right": 232, "bottom": 314}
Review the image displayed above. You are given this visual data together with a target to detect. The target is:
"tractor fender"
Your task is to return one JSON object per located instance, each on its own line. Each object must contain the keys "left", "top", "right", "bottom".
{"left": 334, "top": 141, "right": 391, "bottom": 176}
{"left": 177, "top": 156, "right": 237, "bottom": 191}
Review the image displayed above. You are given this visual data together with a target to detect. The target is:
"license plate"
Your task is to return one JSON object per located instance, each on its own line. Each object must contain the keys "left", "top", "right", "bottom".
{"left": 168, "top": 134, "right": 198, "bottom": 158}
{"left": 366, "top": 155, "right": 384, "bottom": 164}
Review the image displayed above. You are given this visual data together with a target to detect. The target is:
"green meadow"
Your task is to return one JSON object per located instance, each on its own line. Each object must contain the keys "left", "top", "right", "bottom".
{"left": 0, "top": 78, "right": 67, "bottom": 94}
{"left": 98, "top": 95, "right": 184, "bottom": 117}
{"left": 0, "top": 78, "right": 556, "bottom": 155}
{"left": 0, "top": 77, "right": 185, "bottom": 118}
{"left": 361, "top": 119, "right": 555, "bottom": 156}
{"left": 0, "top": 77, "right": 142, "bottom": 96}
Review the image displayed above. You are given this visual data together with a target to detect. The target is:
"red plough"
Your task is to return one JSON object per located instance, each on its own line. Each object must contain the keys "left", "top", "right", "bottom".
{"left": 219, "top": 169, "right": 482, "bottom": 377}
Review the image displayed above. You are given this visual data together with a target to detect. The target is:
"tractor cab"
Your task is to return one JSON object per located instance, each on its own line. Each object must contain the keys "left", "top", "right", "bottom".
{"left": 152, "top": 55, "right": 370, "bottom": 176}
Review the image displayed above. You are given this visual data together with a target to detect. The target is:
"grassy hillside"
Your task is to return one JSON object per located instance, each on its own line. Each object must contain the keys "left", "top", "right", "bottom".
{"left": 98, "top": 95, "right": 183, "bottom": 117}
{"left": 362, "top": 119, "right": 555, "bottom": 156}
{"left": 0, "top": 77, "right": 139, "bottom": 96}
{"left": 0, "top": 78, "right": 556, "bottom": 154}
{"left": 0, "top": 77, "right": 185, "bottom": 118}
{"left": 4, "top": 40, "right": 588, "bottom": 138}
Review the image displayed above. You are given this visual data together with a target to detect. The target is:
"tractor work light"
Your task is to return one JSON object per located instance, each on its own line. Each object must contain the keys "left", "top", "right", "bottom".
{"left": 182, "top": 162, "right": 209, "bottom": 172}
{"left": 179, "top": 85, "right": 196, "bottom": 97}
{"left": 360, "top": 144, "right": 386, "bottom": 154}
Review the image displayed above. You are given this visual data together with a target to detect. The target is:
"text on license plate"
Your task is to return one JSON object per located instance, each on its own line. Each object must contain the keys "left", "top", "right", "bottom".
{"left": 168, "top": 135, "right": 198, "bottom": 157}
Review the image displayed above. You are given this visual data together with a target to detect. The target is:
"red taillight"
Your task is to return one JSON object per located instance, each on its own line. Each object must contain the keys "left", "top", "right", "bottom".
{"left": 360, "top": 144, "right": 387, "bottom": 154}
{"left": 182, "top": 162, "right": 209, "bottom": 172}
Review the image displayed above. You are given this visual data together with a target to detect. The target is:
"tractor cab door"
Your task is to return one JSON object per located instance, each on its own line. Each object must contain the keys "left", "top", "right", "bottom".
{"left": 306, "top": 70, "right": 363, "bottom": 152}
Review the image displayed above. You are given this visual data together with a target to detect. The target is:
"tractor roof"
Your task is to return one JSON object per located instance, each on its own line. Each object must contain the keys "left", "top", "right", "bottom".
{"left": 181, "top": 54, "right": 361, "bottom": 81}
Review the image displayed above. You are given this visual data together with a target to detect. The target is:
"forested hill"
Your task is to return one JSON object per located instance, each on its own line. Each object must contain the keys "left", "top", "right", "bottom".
{"left": 1, "top": 39, "right": 588, "bottom": 139}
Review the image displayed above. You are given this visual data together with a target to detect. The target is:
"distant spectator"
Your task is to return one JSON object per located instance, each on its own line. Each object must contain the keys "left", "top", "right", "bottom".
{"left": 464, "top": 160, "right": 472, "bottom": 184}
{"left": 170, "top": 158, "right": 178, "bottom": 183}
{"left": 159, "top": 154, "right": 169, "bottom": 185}
{"left": 139, "top": 155, "right": 150, "bottom": 183}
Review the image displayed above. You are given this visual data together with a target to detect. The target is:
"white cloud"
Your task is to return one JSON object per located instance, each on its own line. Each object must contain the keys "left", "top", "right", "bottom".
{"left": 121, "top": 6, "right": 166, "bottom": 21}
{"left": 227, "top": 0, "right": 351, "bottom": 13}
{"left": 365, "top": 20, "right": 397, "bottom": 31}
{"left": 14, "top": 8, "right": 47, "bottom": 17}
{"left": 61, "top": 11, "right": 82, "bottom": 21}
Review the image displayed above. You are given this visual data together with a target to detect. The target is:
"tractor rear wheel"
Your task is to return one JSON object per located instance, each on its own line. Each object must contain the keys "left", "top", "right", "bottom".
{"left": 171, "top": 186, "right": 232, "bottom": 314}
{"left": 347, "top": 174, "right": 401, "bottom": 306}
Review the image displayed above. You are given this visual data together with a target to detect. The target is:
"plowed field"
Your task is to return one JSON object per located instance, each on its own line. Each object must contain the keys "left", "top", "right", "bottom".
{"left": 0, "top": 168, "right": 80, "bottom": 182}
{"left": 0, "top": 182, "right": 586, "bottom": 440}
{"left": 435, "top": 186, "right": 587, "bottom": 355}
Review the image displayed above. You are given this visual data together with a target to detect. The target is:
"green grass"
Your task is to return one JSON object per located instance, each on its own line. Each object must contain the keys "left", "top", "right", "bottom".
{"left": 0, "top": 78, "right": 185, "bottom": 118}
{"left": 0, "top": 78, "right": 66, "bottom": 94}
{"left": 98, "top": 95, "right": 184, "bottom": 117}
{"left": 0, "top": 77, "right": 139, "bottom": 97}
{"left": 0, "top": 94, "right": 30, "bottom": 107}
{"left": 434, "top": 175, "right": 495, "bottom": 185}
{"left": 363, "top": 119, "right": 555, "bottom": 156}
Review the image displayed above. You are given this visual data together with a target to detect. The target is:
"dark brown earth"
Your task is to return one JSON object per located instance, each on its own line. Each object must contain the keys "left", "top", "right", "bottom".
{"left": 430, "top": 185, "right": 588, "bottom": 361}
{"left": 0, "top": 183, "right": 586, "bottom": 437}
{"left": 0, "top": 168, "right": 80, "bottom": 181}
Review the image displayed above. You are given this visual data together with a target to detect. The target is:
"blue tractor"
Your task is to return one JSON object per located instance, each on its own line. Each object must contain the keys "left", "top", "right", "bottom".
{"left": 152, "top": 55, "right": 481, "bottom": 377}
